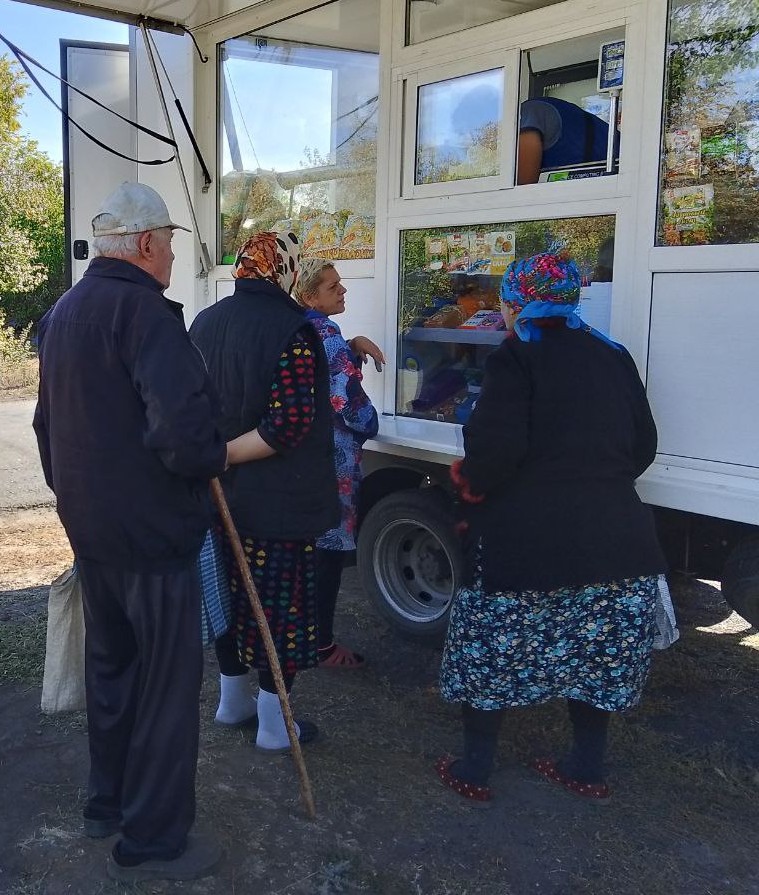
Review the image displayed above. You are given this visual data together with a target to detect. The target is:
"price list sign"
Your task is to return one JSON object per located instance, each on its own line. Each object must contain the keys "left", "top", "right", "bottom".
{"left": 598, "top": 40, "right": 625, "bottom": 92}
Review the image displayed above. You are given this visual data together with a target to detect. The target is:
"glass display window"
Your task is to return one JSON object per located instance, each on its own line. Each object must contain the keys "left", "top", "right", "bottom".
{"left": 218, "top": 0, "right": 379, "bottom": 264}
{"left": 402, "top": 54, "right": 518, "bottom": 198}
{"left": 405, "top": 0, "right": 566, "bottom": 46}
{"left": 656, "top": 0, "right": 759, "bottom": 246}
{"left": 396, "top": 215, "right": 615, "bottom": 424}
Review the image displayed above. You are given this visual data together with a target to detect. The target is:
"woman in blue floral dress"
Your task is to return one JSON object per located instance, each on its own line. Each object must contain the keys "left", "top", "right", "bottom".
{"left": 295, "top": 259, "right": 380, "bottom": 668}
{"left": 437, "top": 250, "right": 666, "bottom": 802}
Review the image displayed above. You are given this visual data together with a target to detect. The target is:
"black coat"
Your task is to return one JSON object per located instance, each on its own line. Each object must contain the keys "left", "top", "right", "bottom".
{"left": 33, "top": 257, "right": 227, "bottom": 573}
{"left": 461, "top": 327, "right": 665, "bottom": 592}
{"left": 189, "top": 278, "right": 339, "bottom": 540}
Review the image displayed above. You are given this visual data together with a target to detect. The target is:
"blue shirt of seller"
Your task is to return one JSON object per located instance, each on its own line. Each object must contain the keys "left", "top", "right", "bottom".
{"left": 520, "top": 97, "right": 612, "bottom": 169}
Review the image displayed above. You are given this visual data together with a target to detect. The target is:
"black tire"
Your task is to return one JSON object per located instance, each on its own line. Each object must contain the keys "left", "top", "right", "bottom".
{"left": 722, "top": 537, "right": 759, "bottom": 627}
{"left": 356, "top": 487, "right": 464, "bottom": 644}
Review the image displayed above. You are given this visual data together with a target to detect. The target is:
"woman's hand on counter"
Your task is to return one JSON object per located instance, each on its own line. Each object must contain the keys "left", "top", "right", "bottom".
{"left": 349, "top": 335, "right": 385, "bottom": 371}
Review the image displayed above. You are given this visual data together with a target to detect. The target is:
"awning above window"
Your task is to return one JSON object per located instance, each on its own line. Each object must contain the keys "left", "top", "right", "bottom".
{"left": 10, "top": 0, "right": 270, "bottom": 31}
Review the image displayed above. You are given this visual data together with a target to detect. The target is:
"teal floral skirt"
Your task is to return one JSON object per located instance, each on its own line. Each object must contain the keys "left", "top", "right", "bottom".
{"left": 440, "top": 573, "right": 658, "bottom": 712}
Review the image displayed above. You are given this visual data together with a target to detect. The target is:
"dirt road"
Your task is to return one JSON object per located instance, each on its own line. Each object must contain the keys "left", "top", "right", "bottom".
{"left": 0, "top": 399, "right": 52, "bottom": 511}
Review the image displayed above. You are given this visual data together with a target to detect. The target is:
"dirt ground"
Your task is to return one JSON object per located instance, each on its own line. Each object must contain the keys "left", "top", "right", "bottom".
{"left": 1, "top": 506, "right": 758, "bottom": 895}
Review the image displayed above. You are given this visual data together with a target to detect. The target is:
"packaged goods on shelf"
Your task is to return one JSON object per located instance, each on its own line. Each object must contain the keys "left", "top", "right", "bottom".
{"left": 424, "top": 236, "right": 448, "bottom": 271}
{"left": 459, "top": 310, "right": 504, "bottom": 330}
{"left": 410, "top": 367, "right": 467, "bottom": 413}
{"left": 446, "top": 232, "right": 471, "bottom": 272}
{"left": 423, "top": 305, "right": 466, "bottom": 328}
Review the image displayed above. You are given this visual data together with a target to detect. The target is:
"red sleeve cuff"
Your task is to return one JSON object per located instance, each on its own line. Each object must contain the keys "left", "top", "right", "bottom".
{"left": 450, "top": 458, "right": 485, "bottom": 504}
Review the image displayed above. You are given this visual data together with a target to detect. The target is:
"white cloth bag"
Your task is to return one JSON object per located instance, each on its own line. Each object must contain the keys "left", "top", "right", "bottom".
{"left": 40, "top": 566, "right": 86, "bottom": 713}
{"left": 652, "top": 573, "right": 680, "bottom": 650}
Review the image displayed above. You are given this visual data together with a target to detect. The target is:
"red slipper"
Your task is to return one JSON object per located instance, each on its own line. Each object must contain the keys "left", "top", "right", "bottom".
{"left": 318, "top": 642, "right": 366, "bottom": 669}
{"left": 434, "top": 755, "right": 492, "bottom": 802}
{"left": 530, "top": 757, "right": 611, "bottom": 803}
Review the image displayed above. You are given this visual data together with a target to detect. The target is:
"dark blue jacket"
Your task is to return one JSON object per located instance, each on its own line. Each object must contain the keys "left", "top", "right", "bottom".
{"left": 462, "top": 327, "right": 665, "bottom": 592}
{"left": 33, "top": 257, "right": 227, "bottom": 573}
{"left": 190, "top": 277, "right": 339, "bottom": 540}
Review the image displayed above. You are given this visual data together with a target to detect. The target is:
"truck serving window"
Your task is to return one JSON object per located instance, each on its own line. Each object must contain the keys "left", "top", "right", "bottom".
{"left": 517, "top": 29, "right": 625, "bottom": 185}
{"left": 218, "top": 0, "right": 379, "bottom": 264}
{"left": 657, "top": 0, "right": 759, "bottom": 246}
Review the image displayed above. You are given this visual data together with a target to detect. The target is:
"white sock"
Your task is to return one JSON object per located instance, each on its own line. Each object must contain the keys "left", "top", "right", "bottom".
{"left": 255, "top": 688, "right": 300, "bottom": 750}
{"left": 214, "top": 673, "right": 257, "bottom": 725}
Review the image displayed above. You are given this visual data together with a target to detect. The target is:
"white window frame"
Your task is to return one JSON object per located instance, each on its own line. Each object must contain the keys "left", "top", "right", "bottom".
{"left": 399, "top": 50, "right": 519, "bottom": 199}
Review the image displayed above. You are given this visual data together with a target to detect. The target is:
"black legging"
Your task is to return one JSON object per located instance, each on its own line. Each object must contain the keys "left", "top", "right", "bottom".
{"left": 214, "top": 630, "right": 295, "bottom": 693}
{"left": 562, "top": 698, "right": 610, "bottom": 783}
{"left": 316, "top": 548, "right": 345, "bottom": 649}
{"left": 459, "top": 704, "right": 504, "bottom": 784}
{"left": 458, "top": 698, "right": 610, "bottom": 786}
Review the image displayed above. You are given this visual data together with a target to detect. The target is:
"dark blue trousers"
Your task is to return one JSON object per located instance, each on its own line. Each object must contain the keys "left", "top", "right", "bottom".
{"left": 78, "top": 559, "right": 202, "bottom": 863}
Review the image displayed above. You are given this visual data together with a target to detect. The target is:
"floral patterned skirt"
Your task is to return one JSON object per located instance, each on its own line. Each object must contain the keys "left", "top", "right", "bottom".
{"left": 223, "top": 532, "right": 319, "bottom": 675}
{"left": 440, "top": 573, "right": 658, "bottom": 712}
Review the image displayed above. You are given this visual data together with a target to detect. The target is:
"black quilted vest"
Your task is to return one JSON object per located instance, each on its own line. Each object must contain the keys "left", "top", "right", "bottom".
{"left": 190, "top": 277, "right": 338, "bottom": 539}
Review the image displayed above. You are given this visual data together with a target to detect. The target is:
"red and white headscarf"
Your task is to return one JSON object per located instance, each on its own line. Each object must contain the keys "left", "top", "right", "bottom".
{"left": 233, "top": 230, "right": 300, "bottom": 295}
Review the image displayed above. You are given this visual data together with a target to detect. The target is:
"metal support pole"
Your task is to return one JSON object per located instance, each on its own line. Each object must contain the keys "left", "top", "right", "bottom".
{"left": 139, "top": 22, "right": 212, "bottom": 275}
{"left": 606, "top": 89, "right": 620, "bottom": 174}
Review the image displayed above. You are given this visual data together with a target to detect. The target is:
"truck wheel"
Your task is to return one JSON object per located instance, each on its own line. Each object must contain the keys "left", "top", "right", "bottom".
{"left": 721, "top": 537, "right": 759, "bottom": 627}
{"left": 357, "top": 488, "right": 463, "bottom": 644}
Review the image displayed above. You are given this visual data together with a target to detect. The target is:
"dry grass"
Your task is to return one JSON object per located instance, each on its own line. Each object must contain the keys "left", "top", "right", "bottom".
{"left": 0, "top": 357, "right": 38, "bottom": 392}
{"left": 0, "top": 310, "right": 38, "bottom": 396}
{"left": 0, "top": 508, "right": 73, "bottom": 591}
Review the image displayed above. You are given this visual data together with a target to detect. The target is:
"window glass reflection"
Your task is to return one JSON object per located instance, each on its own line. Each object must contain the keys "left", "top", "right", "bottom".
{"left": 415, "top": 69, "right": 503, "bottom": 185}
{"left": 219, "top": 3, "right": 379, "bottom": 262}
{"left": 657, "top": 0, "right": 759, "bottom": 246}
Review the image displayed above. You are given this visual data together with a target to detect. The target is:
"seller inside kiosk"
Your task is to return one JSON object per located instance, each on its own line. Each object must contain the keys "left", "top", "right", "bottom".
{"left": 517, "top": 97, "right": 612, "bottom": 183}
{"left": 516, "top": 37, "right": 624, "bottom": 184}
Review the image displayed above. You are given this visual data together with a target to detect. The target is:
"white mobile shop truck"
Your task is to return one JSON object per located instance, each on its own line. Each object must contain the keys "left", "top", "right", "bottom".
{"left": 14, "top": 0, "right": 759, "bottom": 638}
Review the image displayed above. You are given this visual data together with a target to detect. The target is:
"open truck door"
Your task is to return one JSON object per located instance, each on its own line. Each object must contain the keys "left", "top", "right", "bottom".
{"left": 61, "top": 39, "right": 134, "bottom": 287}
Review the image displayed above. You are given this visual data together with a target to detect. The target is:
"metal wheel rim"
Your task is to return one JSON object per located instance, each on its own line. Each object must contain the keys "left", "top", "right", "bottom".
{"left": 372, "top": 516, "right": 455, "bottom": 624}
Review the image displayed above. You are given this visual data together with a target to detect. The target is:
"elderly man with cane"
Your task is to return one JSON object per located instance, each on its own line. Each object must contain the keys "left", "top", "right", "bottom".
{"left": 33, "top": 182, "right": 227, "bottom": 883}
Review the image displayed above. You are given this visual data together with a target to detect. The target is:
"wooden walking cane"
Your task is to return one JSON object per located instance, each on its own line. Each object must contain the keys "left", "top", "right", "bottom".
{"left": 210, "top": 478, "right": 317, "bottom": 820}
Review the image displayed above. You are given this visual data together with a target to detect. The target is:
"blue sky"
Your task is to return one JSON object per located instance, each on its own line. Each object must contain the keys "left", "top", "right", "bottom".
{"left": 0, "top": 0, "right": 128, "bottom": 162}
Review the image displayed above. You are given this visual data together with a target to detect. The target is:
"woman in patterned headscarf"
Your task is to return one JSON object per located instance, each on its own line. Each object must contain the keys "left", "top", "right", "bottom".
{"left": 190, "top": 232, "right": 339, "bottom": 752}
{"left": 436, "top": 250, "right": 665, "bottom": 803}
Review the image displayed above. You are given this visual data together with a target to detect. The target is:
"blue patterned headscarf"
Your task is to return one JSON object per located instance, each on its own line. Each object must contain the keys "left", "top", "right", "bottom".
{"left": 500, "top": 251, "right": 581, "bottom": 310}
{"left": 500, "top": 250, "right": 620, "bottom": 349}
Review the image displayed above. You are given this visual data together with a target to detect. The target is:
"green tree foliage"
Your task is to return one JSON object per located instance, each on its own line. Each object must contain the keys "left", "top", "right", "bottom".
{"left": 0, "top": 56, "right": 26, "bottom": 135}
{"left": 0, "top": 55, "right": 65, "bottom": 328}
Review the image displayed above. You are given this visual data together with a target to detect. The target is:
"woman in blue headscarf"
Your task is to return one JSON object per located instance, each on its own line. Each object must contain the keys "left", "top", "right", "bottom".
{"left": 436, "top": 250, "right": 665, "bottom": 803}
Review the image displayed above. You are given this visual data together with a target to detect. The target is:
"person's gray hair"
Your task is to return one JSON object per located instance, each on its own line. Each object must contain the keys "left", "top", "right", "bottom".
{"left": 92, "top": 232, "right": 144, "bottom": 259}
{"left": 294, "top": 258, "right": 335, "bottom": 306}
